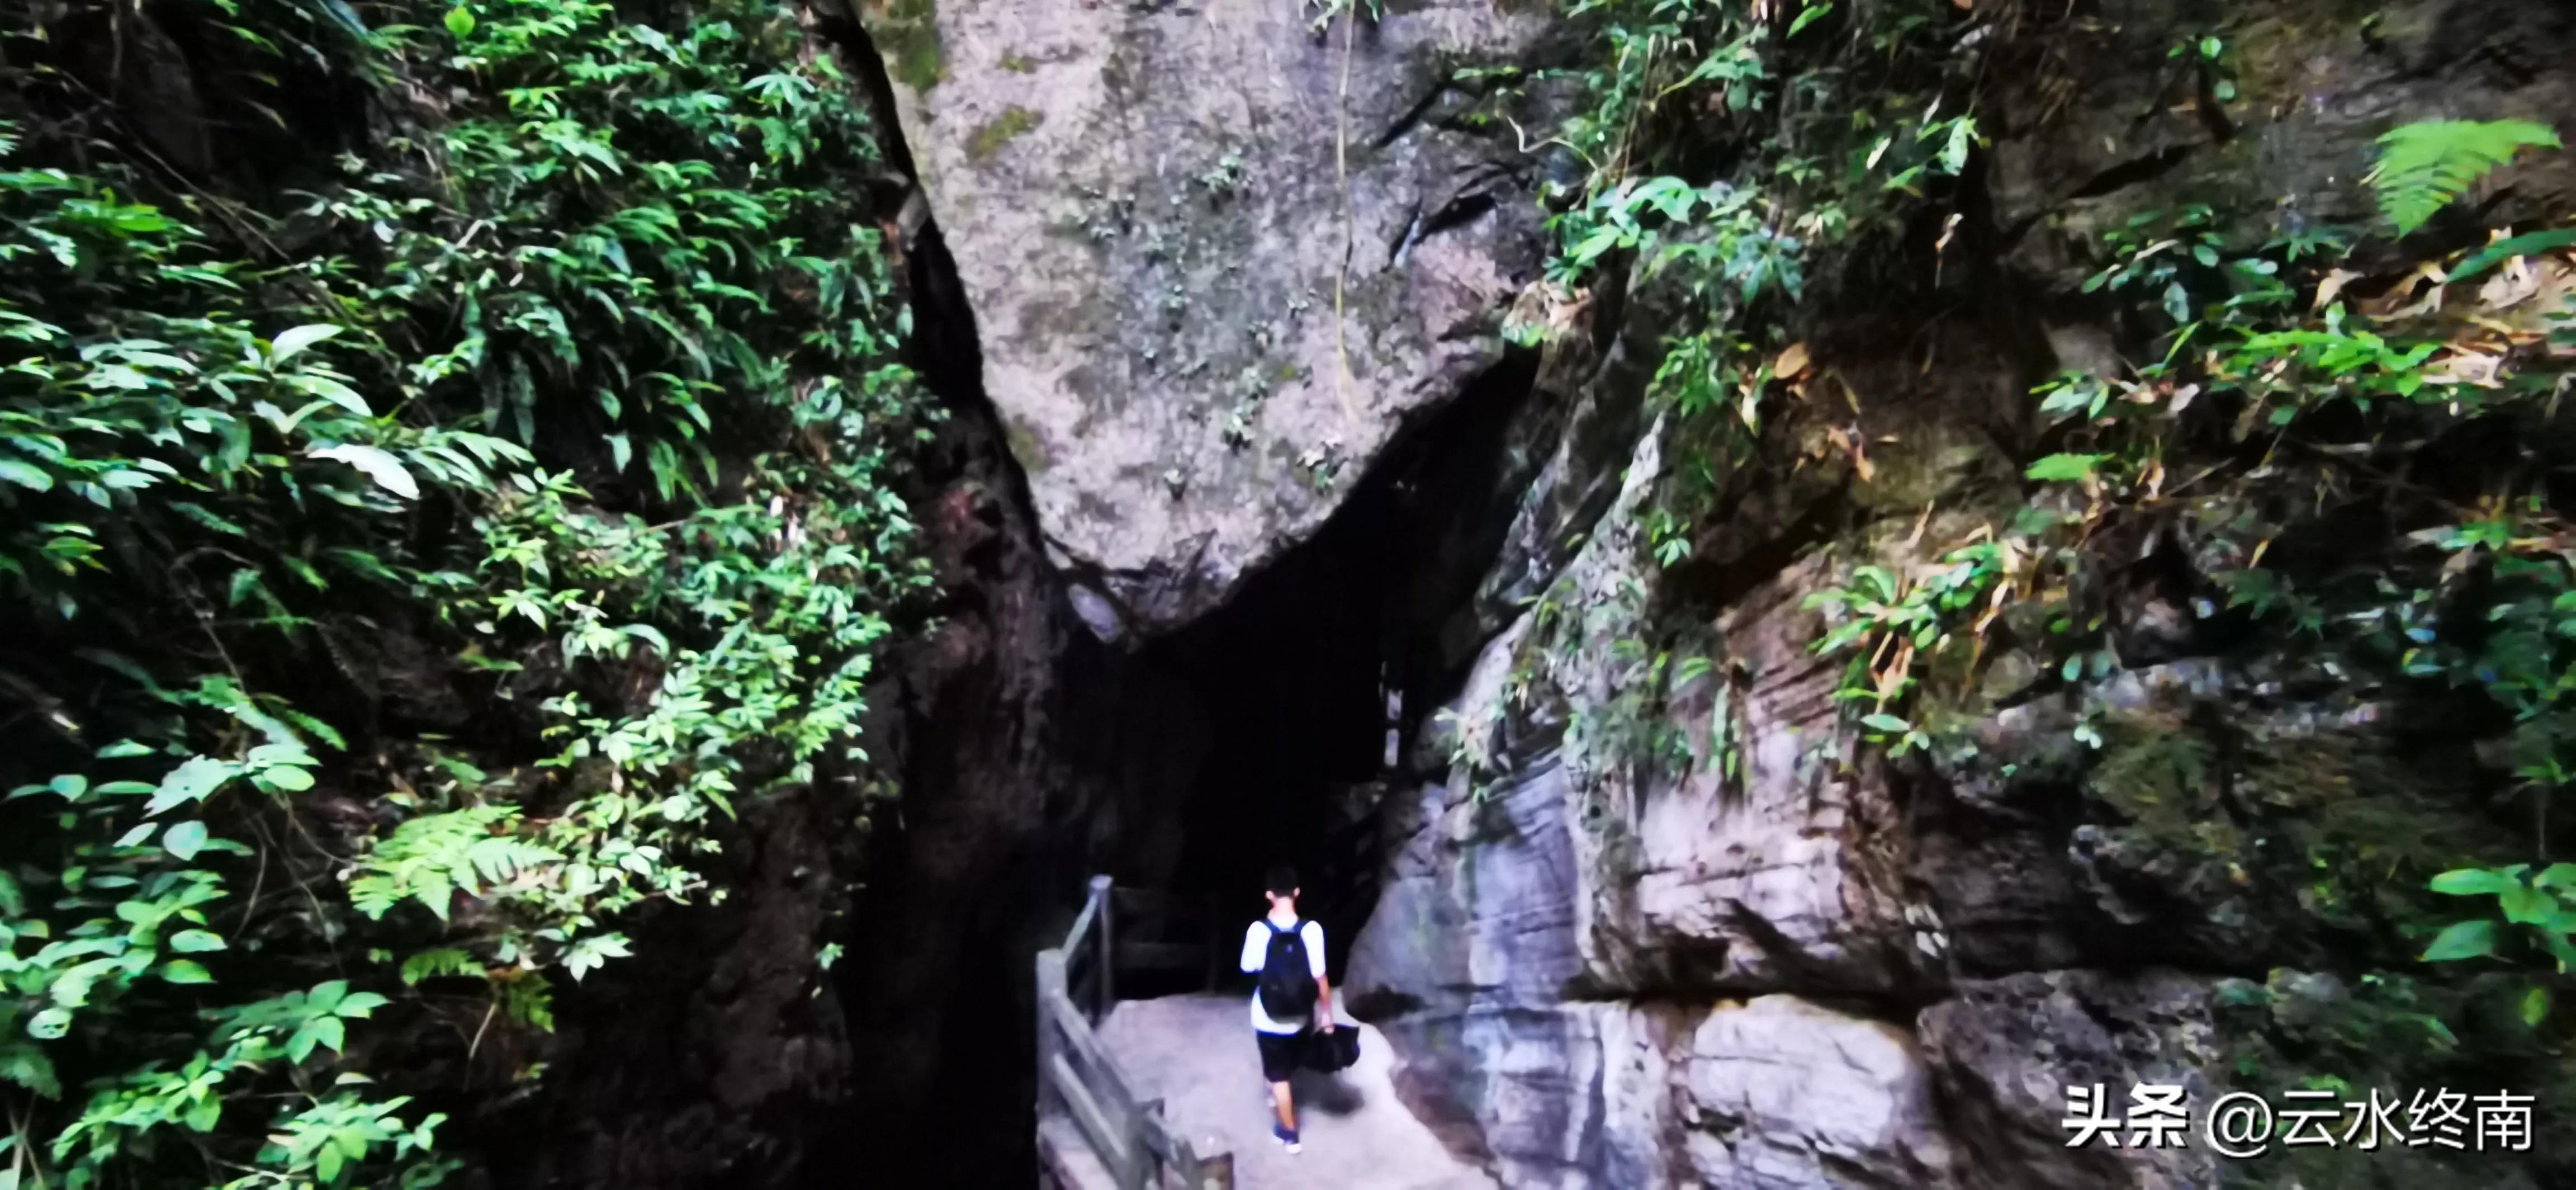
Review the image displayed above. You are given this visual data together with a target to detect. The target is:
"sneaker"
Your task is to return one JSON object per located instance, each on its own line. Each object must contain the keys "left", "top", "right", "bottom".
{"left": 1273, "top": 1123, "right": 1301, "bottom": 1154}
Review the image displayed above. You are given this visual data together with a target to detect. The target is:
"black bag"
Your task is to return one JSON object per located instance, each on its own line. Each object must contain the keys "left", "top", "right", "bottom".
{"left": 1304, "top": 1025, "right": 1360, "bottom": 1073}
{"left": 1256, "top": 920, "right": 1318, "bottom": 1020}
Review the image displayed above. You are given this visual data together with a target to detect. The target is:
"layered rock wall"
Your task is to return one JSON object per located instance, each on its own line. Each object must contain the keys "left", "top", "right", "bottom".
{"left": 1344, "top": 3, "right": 2576, "bottom": 1188}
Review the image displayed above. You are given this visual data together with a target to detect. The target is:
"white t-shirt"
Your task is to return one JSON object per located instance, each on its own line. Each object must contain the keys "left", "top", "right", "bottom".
{"left": 1240, "top": 917, "right": 1326, "bottom": 1034}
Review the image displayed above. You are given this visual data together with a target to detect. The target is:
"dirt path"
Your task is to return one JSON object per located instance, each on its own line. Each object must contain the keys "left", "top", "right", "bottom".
{"left": 1095, "top": 994, "right": 1494, "bottom": 1190}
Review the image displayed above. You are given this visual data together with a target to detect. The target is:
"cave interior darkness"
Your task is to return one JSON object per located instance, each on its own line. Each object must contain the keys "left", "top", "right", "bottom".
{"left": 1110, "top": 348, "right": 1543, "bottom": 993}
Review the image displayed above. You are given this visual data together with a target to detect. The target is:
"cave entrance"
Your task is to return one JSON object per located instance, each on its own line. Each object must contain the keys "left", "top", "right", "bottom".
{"left": 1130, "top": 505, "right": 1396, "bottom": 985}
{"left": 1111, "top": 350, "right": 1541, "bottom": 991}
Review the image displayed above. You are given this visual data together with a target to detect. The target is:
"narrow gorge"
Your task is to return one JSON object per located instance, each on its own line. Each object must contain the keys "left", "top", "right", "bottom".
{"left": 6, "top": 0, "right": 2576, "bottom": 1188}
{"left": 821, "top": 1, "right": 2576, "bottom": 1187}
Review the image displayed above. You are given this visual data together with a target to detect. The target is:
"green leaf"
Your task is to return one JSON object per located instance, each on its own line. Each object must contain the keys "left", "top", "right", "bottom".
{"left": 2522, "top": 985, "right": 2551, "bottom": 1027}
{"left": 0, "top": 458, "right": 50, "bottom": 492}
{"left": 2431, "top": 867, "right": 2517, "bottom": 895}
{"left": 2446, "top": 228, "right": 2576, "bottom": 285}
{"left": 162, "top": 819, "right": 209, "bottom": 861}
{"left": 2502, "top": 884, "right": 2559, "bottom": 925}
{"left": 147, "top": 756, "right": 242, "bottom": 816}
{"left": 2536, "top": 863, "right": 2576, "bottom": 889}
{"left": 268, "top": 324, "right": 342, "bottom": 363}
{"left": 161, "top": 960, "right": 213, "bottom": 984}
{"left": 1859, "top": 714, "right": 1910, "bottom": 733}
{"left": 169, "top": 929, "right": 228, "bottom": 953}
{"left": 562, "top": 932, "right": 633, "bottom": 981}
{"left": 444, "top": 5, "right": 475, "bottom": 36}
{"left": 0, "top": 1046, "right": 57, "bottom": 1097}
{"left": 2422, "top": 918, "right": 2498, "bottom": 962}
{"left": 2024, "top": 453, "right": 2106, "bottom": 483}
{"left": 309, "top": 443, "right": 420, "bottom": 500}
{"left": 288, "top": 372, "right": 371, "bottom": 416}
{"left": 2370, "top": 120, "right": 2564, "bottom": 235}
{"left": 401, "top": 948, "right": 481, "bottom": 985}
{"left": 27, "top": 1008, "right": 70, "bottom": 1039}
{"left": 2547, "top": 929, "right": 2576, "bottom": 974}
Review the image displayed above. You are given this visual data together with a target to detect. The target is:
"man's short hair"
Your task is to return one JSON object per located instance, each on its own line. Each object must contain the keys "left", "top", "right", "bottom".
{"left": 1265, "top": 866, "right": 1299, "bottom": 897}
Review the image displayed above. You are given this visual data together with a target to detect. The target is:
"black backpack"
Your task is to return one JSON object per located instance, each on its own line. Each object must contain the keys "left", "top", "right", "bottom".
{"left": 1256, "top": 919, "right": 1319, "bottom": 1020}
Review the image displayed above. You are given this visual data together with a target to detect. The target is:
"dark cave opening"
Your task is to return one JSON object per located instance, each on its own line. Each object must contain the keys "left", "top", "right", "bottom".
{"left": 1130, "top": 494, "right": 1402, "bottom": 984}
{"left": 1110, "top": 345, "right": 1546, "bottom": 989}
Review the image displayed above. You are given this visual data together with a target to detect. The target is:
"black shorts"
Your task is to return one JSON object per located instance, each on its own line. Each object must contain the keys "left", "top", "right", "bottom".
{"left": 1256, "top": 1030, "right": 1304, "bottom": 1082}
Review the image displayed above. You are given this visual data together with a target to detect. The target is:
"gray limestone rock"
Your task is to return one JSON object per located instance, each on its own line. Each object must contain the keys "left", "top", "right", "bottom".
{"left": 1683, "top": 996, "right": 1959, "bottom": 1190}
{"left": 1917, "top": 971, "right": 2222, "bottom": 1190}
{"left": 863, "top": 0, "right": 1570, "bottom": 635}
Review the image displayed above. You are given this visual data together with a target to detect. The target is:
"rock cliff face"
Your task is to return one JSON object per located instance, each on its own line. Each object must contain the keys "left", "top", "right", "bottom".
{"left": 859, "top": 0, "right": 1568, "bottom": 635}
{"left": 1333, "top": 3, "right": 2576, "bottom": 1189}
{"left": 832, "top": 0, "right": 2576, "bottom": 1187}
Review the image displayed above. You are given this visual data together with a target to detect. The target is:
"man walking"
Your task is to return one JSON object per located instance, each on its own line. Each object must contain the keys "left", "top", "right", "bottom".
{"left": 1243, "top": 865, "right": 1331, "bottom": 1154}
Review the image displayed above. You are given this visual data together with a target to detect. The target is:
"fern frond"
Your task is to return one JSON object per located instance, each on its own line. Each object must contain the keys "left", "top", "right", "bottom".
{"left": 399, "top": 948, "right": 484, "bottom": 986}
{"left": 2367, "top": 119, "right": 2563, "bottom": 236}
{"left": 350, "top": 805, "right": 563, "bottom": 922}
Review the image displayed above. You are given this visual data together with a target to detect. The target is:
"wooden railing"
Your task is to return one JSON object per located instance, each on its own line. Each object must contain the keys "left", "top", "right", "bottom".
{"left": 1036, "top": 876, "right": 1232, "bottom": 1189}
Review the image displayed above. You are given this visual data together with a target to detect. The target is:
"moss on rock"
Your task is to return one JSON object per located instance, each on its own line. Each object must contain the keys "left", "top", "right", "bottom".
{"left": 965, "top": 105, "right": 1043, "bottom": 161}
{"left": 1003, "top": 418, "right": 1050, "bottom": 474}
{"left": 864, "top": 0, "right": 945, "bottom": 92}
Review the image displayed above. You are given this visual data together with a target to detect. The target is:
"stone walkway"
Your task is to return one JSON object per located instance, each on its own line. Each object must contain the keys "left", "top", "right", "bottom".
{"left": 1095, "top": 994, "right": 1494, "bottom": 1190}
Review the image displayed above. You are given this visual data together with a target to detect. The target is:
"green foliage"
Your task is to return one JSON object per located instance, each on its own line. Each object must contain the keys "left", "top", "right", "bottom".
{"left": 2076, "top": 205, "right": 2266, "bottom": 326}
{"left": 1536, "top": 0, "right": 1986, "bottom": 624}
{"left": 2009, "top": 159, "right": 2576, "bottom": 1077}
{"left": 2018, "top": 211, "right": 2576, "bottom": 762}
{"left": 2368, "top": 119, "right": 2563, "bottom": 236}
{"left": 2427, "top": 858, "right": 2576, "bottom": 971}
{"left": 1540, "top": 0, "right": 1965, "bottom": 298}
{"left": 1512, "top": 5, "right": 2576, "bottom": 1170}
{"left": 0, "top": 0, "right": 927, "bottom": 1183}
{"left": 347, "top": 806, "right": 561, "bottom": 924}
{"left": 1801, "top": 538, "right": 2032, "bottom": 752}
{"left": 1553, "top": 176, "right": 1803, "bottom": 299}
{"left": 2023, "top": 453, "right": 2105, "bottom": 483}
